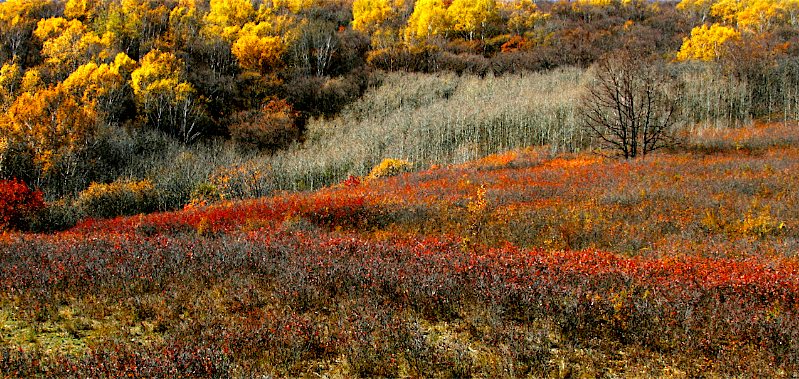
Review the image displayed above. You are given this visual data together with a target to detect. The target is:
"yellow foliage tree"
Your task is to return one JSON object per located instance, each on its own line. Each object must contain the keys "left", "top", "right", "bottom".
{"left": 64, "top": 0, "right": 99, "bottom": 21}
{"left": 205, "top": 0, "right": 255, "bottom": 39}
{"left": 231, "top": 24, "right": 286, "bottom": 73}
{"left": 169, "top": 0, "right": 204, "bottom": 47}
{"left": 352, "top": 0, "right": 397, "bottom": 34}
{"left": 501, "top": 0, "right": 549, "bottom": 36}
{"left": 676, "top": 23, "right": 741, "bottom": 61}
{"left": 34, "top": 18, "right": 110, "bottom": 76}
{"left": 710, "top": 0, "right": 743, "bottom": 25}
{"left": 737, "top": 0, "right": 782, "bottom": 32}
{"left": 20, "top": 68, "right": 43, "bottom": 94}
{"left": 0, "top": 85, "right": 97, "bottom": 179}
{"left": 0, "top": 62, "right": 21, "bottom": 108}
{"left": 446, "top": 0, "right": 499, "bottom": 40}
{"left": 62, "top": 53, "right": 135, "bottom": 121}
{"left": 131, "top": 50, "right": 204, "bottom": 143}
{"left": 404, "top": 0, "right": 449, "bottom": 43}
{"left": 0, "top": 0, "right": 53, "bottom": 60}
{"left": 98, "top": 0, "right": 169, "bottom": 55}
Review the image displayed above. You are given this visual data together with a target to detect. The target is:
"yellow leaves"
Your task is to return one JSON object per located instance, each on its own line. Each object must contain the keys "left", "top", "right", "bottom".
{"left": 130, "top": 50, "right": 201, "bottom": 136}
{"left": 0, "top": 62, "right": 21, "bottom": 106}
{"left": 174, "top": 82, "right": 195, "bottom": 103}
{"left": 367, "top": 158, "right": 414, "bottom": 180}
{"left": 64, "top": 0, "right": 97, "bottom": 21}
{"left": 676, "top": 23, "right": 741, "bottom": 61}
{"left": 232, "top": 33, "right": 285, "bottom": 72}
{"left": 33, "top": 17, "right": 71, "bottom": 41}
{"left": 206, "top": 0, "right": 255, "bottom": 30}
{"left": 466, "top": 185, "right": 488, "bottom": 215}
{"left": 34, "top": 18, "right": 109, "bottom": 73}
{"left": 737, "top": 0, "right": 781, "bottom": 32}
{"left": 679, "top": 0, "right": 789, "bottom": 32}
{"left": 710, "top": 0, "right": 744, "bottom": 24}
{"left": 447, "top": 0, "right": 499, "bottom": 40}
{"left": 0, "top": 0, "right": 49, "bottom": 24}
{"left": 404, "top": 0, "right": 449, "bottom": 43}
{"left": 203, "top": 0, "right": 297, "bottom": 43}
{"left": 169, "top": 0, "right": 204, "bottom": 44}
{"left": 61, "top": 53, "right": 133, "bottom": 108}
{"left": 20, "top": 69, "right": 43, "bottom": 93}
{"left": 112, "top": 51, "right": 137, "bottom": 76}
{"left": 502, "top": 0, "right": 549, "bottom": 35}
{"left": 403, "top": 0, "right": 499, "bottom": 42}
{"left": 131, "top": 50, "right": 184, "bottom": 101}
{"left": 352, "top": 0, "right": 400, "bottom": 34}
{"left": 1, "top": 85, "right": 97, "bottom": 176}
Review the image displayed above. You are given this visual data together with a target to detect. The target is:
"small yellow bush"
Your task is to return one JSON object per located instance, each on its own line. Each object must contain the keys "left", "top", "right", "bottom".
{"left": 76, "top": 179, "right": 159, "bottom": 219}
{"left": 740, "top": 207, "right": 785, "bottom": 238}
{"left": 187, "top": 182, "right": 222, "bottom": 208}
{"left": 367, "top": 158, "right": 414, "bottom": 180}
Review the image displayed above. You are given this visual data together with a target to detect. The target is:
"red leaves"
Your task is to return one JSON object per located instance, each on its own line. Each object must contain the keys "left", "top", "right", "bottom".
{"left": 0, "top": 178, "right": 44, "bottom": 231}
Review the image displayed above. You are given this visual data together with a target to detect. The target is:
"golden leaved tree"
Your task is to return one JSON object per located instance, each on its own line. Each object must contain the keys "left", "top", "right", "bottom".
{"left": 501, "top": 0, "right": 549, "bottom": 36}
{"left": 352, "top": 0, "right": 409, "bottom": 48}
{"left": 446, "top": 0, "right": 499, "bottom": 41}
{"left": 205, "top": 0, "right": 255, "bottom": 39}
{"left": 33, "top": 17, "right": 110, "bottom": 78}
{"left": 131, "top": 50, "right": 205, "bottom": 143}
{"left": 0, "top": 62, "right": 22, "bottom": 108}
{"left": 676, "top": 23, "right": 741, "bottom": 61}
{"left": 0, "top": 0, "right": 55, "bottom": 61}
{"left": 62, "top": 52, "right": 136, "bottom": 123}
{"left": 0, "top": 84, "right": 97, "bottom": 184}
{"left": 404, "top": 0, "right": 450, "bottom": 43}
{"left": 231, "top": 22, "right": 286, "bottom": 73}
{"left": 736, "top": 0, "right": 782, "bottom": 33}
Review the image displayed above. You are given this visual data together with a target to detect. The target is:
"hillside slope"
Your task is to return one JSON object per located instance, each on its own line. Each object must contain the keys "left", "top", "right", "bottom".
{"left": 2, "top": 122, "right": 799, "bottom": 377}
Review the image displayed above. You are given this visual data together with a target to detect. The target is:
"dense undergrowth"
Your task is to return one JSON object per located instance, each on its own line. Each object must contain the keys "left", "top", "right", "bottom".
{"left": 2, "top": 122, "right": 798, "bottom": 377}
{"left": 9, "top": 62, "right": 781, "bottom": 230}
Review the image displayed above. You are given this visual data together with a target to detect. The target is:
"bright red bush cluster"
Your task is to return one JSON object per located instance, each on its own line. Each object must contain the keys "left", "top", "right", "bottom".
{"left": 0, "top": 179, "right": 44, "bottom": 231}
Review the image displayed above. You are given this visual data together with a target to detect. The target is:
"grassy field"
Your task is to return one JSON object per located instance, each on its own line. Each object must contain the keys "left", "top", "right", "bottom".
{"left": 2, "top": 122, "right": 798, "bottom": 377}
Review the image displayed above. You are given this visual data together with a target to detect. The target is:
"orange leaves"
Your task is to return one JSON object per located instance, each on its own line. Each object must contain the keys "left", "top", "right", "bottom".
{"left": 2, "top": 84, "right": 97, "bottom": 176}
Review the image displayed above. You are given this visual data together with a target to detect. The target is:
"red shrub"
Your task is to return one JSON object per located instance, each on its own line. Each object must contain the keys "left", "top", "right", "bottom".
{"left": 0, "top": 179, "right": 45, "bottom": 231}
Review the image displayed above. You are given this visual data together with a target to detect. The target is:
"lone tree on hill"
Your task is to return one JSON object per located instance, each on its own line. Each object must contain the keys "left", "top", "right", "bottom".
{"left": 579, "top": 52, "right": 681, "bottom": 159}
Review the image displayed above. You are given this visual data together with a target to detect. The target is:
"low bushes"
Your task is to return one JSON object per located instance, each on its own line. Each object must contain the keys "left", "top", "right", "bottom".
{"left": 367, "top": 158, "right": 414, "bottom": 180}
{"left": 0, "top": 179, "right": 44, "bottom": 231}
{"left": 74, "top": 179, "right": 159, "bottom": 219}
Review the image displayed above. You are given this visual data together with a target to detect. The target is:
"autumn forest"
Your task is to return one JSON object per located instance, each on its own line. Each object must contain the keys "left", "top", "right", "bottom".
{"left": 2, "top": 0, "right": 799, "bottom": 377}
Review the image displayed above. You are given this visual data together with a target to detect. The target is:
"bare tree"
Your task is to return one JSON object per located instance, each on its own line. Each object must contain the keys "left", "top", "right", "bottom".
{"left": 579, "top": 52, "right": 680, "bottom": 159}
